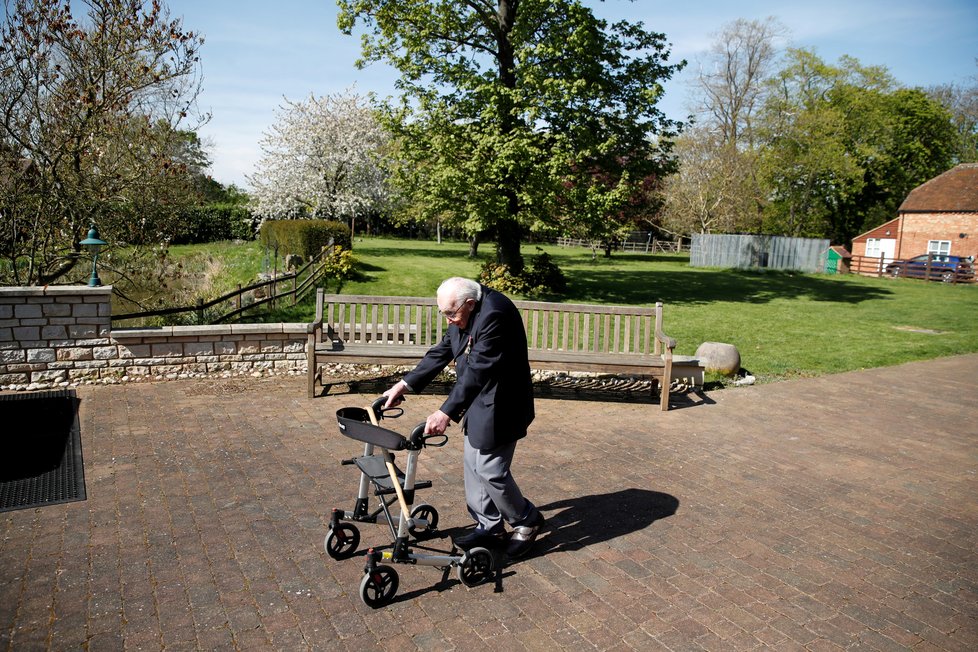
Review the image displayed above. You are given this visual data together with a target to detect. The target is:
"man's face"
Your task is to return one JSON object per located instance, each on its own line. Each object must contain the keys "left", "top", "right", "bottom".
{"left": 438, "top": 295, "right": 475, "bottom": 329}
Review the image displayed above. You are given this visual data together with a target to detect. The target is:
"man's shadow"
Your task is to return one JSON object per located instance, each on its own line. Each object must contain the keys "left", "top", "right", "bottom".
{"left": 384, "top": 487, "right": 677, "bottom": 603}
{"left": 530, "top": 487, "right": 679, "bottom": 556}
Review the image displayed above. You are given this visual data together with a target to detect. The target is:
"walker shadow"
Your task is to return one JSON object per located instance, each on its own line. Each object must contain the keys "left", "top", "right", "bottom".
{"left": 340, "top": 489, "right": 677, "bottom": 605}
{"left": 530, "top": 488, "right": 679, "bottom": 558}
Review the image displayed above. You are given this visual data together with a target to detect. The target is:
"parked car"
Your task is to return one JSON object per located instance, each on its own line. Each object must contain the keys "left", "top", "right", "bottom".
{"left": 885, "top": 254, "right": 975, "bottom": 283}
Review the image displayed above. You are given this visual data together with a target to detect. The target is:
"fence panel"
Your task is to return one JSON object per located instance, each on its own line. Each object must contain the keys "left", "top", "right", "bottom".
{"left": 690, "top": 234, "right": 829, "bottom": 273}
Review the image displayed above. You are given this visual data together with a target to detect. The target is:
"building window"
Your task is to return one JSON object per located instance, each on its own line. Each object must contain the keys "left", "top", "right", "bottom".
{"left": 866, "top": 238, "right": 881, "bottom": 256}
{"left": 928, "top": 240, "right": 951, "bottom": 256}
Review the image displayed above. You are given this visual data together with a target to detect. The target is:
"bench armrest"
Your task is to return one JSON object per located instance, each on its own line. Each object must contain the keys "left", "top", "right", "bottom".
{"left": 653, "top": 301, "right": 676, "bottom": 356}
{"left": 308, "top": 287, "right": 325, "bottom": 343}
{"left": 655, "top": 326, "right": 677, "bottom": 353}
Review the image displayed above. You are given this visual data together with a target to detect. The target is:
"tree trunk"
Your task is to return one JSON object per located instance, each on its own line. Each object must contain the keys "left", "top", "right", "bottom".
{"left": 493, "top": 1, "right": 523, "bottom": 275}
{"left": 496, "top": 217, "right": 523, "bottom": 274}
{"left": 467, "top": 232, "right": 480, "bottom": 258}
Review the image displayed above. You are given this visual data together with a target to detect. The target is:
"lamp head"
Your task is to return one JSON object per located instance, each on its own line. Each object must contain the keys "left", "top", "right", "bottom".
{"left": 80, "top": 226, "right": 107, "bottom": 252}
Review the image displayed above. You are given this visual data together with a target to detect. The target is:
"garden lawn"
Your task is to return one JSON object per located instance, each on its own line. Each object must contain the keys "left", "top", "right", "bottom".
{"left": 178, "top": 237, "right": 978, "bottom": 384}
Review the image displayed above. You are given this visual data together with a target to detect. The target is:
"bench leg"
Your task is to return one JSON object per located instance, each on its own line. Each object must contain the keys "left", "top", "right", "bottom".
{"left": 660, "top": 358, "right": 673, "bottom": 411}
{"left": 307, "top": 363, "right": 317, "bottom": 398}
{"left": 307, "top": 359, "right": 323, "bottom": 398}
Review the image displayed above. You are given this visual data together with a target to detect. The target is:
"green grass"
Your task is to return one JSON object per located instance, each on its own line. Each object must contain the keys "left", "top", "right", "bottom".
{"left": 169, "top": 237, "right": 978, "bottom": 384}
{"left": 165, "top": 240, "right": 267, "bottom": 297}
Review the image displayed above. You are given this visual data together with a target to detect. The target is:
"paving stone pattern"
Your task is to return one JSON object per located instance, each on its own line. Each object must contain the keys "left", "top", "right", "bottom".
{"left": 1, "top": 354, "right": 976, "bottom": 651}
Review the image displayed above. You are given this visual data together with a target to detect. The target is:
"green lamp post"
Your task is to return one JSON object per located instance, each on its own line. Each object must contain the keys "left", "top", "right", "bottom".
{"left": 79, "top": 226, "right": 107, "bottom": 287}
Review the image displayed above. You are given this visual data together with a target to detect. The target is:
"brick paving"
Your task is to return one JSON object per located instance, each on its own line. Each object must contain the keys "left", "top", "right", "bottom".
{"left": 1, "top": 354, "right": 977, "bottom": 651}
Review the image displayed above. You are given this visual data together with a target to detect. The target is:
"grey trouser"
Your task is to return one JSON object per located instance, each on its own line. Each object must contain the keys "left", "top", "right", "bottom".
{"left": 463, "top": 436, "right": 535, "bottom": 534}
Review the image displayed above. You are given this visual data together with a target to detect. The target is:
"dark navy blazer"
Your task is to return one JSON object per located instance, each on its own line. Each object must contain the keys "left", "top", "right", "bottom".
{"left": 403, "top": 285, "right": 534, "bottom": 450}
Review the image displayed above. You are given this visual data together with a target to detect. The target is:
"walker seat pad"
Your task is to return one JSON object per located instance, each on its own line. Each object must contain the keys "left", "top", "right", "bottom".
{"left": 353, "top": 454, "right": 432, "bottom": 495}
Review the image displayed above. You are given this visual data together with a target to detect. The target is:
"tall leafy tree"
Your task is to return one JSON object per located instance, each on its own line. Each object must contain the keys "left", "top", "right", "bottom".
{"left": 0, "top": 0, "right": 206, "bottom": 286}
{"left": 758, "top": 50, "right": 958, "bottom": 244}
{"left": 338, "top": 0, "right": 684, "bottom": 272}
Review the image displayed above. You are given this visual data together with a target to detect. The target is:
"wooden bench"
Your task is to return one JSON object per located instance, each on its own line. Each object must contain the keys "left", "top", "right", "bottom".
{"left": 306, "top": 289, "right": 703, "bottom": 410}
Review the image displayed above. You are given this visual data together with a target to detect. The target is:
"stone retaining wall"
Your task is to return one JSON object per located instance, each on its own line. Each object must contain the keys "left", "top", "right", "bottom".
{"left": 0, "top": 286, "right": 307, "bottom": 391}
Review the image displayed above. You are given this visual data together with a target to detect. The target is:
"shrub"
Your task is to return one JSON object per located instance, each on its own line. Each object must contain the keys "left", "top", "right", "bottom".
{"left": 320, "top": 245, "right": 357, "bottom": 292}
{"left": 259, "top": 219, "right": 352, "bottom": 259}
{"left": 479, "top": 261, "right": 530, "bottom": 295}
{"left": 479, "top": 248, "right": 567, "bottom": 297}
{"left": 171, "top": 204, "right": 257, "bottom": 244}
{"left": 525, "top": 248, "right": 567, "bottom": 294}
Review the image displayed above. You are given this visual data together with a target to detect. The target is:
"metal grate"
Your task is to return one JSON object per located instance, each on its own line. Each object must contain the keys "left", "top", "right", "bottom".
{"left": 0, "top": 390, "right": 87, "bottom": 513}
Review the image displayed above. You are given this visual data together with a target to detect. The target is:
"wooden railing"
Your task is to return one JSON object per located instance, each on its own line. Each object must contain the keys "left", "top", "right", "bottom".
{"left": 850, "top": 254, "right": 975, "bottom": 283}
{"left": 112, "top": 247, "right": 335, "bottom": 326}
{"left": 849, "top": 255, "right": 893, "bottom": 277}
{"left": 555, "top": 237, "right": 689, "bottom": 254}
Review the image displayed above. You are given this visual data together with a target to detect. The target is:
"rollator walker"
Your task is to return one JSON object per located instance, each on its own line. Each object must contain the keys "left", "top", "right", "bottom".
{"left": 324, "top": 397, "right": 496, "bottom": 608}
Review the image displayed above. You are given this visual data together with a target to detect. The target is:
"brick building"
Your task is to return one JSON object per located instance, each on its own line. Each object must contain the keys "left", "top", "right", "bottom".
{"left": 851, "top": 163, "right": 978, "bottom": 274}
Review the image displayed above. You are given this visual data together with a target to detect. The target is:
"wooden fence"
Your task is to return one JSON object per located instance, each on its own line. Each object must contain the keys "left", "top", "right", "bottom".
{"left": 112, "top": 248, "right": 335, "bottom": 326}
{"left": 555, "top": 237, "right": 689, "bottom": 254}
{"left": 849, "top": 254, "right": 975, "bottom": 283}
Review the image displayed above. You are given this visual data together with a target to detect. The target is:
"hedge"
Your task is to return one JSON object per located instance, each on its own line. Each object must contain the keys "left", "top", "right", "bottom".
{"left": 171, "top": 204, "right": 257, "bottom": 244}
{"left": 259, "top": 219, "right": 352, "bottom": 259}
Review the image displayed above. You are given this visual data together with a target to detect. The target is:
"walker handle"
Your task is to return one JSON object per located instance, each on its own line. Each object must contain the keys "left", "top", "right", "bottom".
{"left": 370, "top": 396, "right": 403, "bottom": 421}
{"left": 409, "top": 422, "right": 426, "bottom": 448}
{"left": 409, "top": 422, "right": 448, "bottom": 449}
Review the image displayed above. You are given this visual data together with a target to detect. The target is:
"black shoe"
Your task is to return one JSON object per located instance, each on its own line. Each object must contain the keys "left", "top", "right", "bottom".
{"left": 506, "top": 512, "right": 545, "bottom": 559}
{"left": 452, "top": 528, "right": 507, "bottom": 550}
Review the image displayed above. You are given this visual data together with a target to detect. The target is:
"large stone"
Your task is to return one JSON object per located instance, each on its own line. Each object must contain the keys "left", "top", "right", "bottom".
{"left": 694, "top": 341, "right": 741, "bottom": 377}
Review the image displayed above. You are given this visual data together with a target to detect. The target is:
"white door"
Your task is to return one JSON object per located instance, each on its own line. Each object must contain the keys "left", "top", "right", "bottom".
{"left": 878, "top": 239, "right": 896, "bottom": 264}
{"left": 867, "top": 238, "right": 897, "bottom": 265}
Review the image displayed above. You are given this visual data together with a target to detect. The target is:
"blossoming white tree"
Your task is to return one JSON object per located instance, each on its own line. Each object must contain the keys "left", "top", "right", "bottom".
{"left": 248, "top": 90, "right": 391, "bottom": 233}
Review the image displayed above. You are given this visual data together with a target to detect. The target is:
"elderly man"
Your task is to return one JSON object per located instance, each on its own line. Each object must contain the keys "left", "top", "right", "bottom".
{"left": 383, "top": 277, "right": 544, "bottom": 558}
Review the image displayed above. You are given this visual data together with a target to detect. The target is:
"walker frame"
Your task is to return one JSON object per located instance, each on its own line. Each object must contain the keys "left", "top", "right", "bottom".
{"left": 325, "top": 397, "right": 496, "bottom": 607}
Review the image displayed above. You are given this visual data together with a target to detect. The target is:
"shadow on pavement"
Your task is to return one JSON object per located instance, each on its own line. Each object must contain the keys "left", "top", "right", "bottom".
{"left": 532, "top": 487, "right": 679, "bottom": 556}
{"left": 327, "top": 377, "right": 716, "bottom": 409}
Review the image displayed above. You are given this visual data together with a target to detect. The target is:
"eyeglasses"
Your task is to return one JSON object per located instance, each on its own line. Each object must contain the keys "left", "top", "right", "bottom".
{"left": 439, "top": 299, "right": 469, "bottom": 319}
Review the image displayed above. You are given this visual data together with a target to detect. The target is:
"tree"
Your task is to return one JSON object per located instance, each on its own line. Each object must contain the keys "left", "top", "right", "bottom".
{"left": 694, "top": 16, "right": 786, "bottom": 149}
{"left": 758, "top": 50, "right": 958, "bottom": 243}
{"left": 338, "top": 0, "right": 684, "bottom": 273}
{"left": 660, "top": 125, "right": 759, "bottom": 236}
{"left": 672, "top": 17, "right": 785, "bottom": 238}
{"left": 928, "top": 63, "right": 978, "bottom": 164}
{"left": 247, "top": 90, "right": 392, "bottom": 237}
{"left": 0, "top": 0, "right": 206, "bottom": 286}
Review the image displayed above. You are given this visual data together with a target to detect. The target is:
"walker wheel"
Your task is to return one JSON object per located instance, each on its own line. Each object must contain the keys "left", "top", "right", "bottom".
{"left": 359, "top": 565, "right": 399, "bottom": 608}
{"left": 324, "top": 524, "right": 360, "bottom": 560}
{"left": 457, "top": 547, "right": 494, "bottom": 587}
{"left": 408, "top": 504, "right": 439, "bottom": 536}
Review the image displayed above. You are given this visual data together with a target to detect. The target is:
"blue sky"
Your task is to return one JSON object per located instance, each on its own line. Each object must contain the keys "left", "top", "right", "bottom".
{"left": 163, "top": 0, "right": 978, "bottom": 189}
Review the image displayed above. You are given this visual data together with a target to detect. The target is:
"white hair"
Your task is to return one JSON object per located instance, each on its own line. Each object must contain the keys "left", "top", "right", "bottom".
{"left": 437, "top": 277, "right": 481, "bottom": 304}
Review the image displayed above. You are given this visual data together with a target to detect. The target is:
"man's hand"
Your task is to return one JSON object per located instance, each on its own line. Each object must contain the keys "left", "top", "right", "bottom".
{"left": 424, "top": 410, "right": 451, "bottom": 435}
{"left": 382, "top": 380, "right": 409, "bottom": 409}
